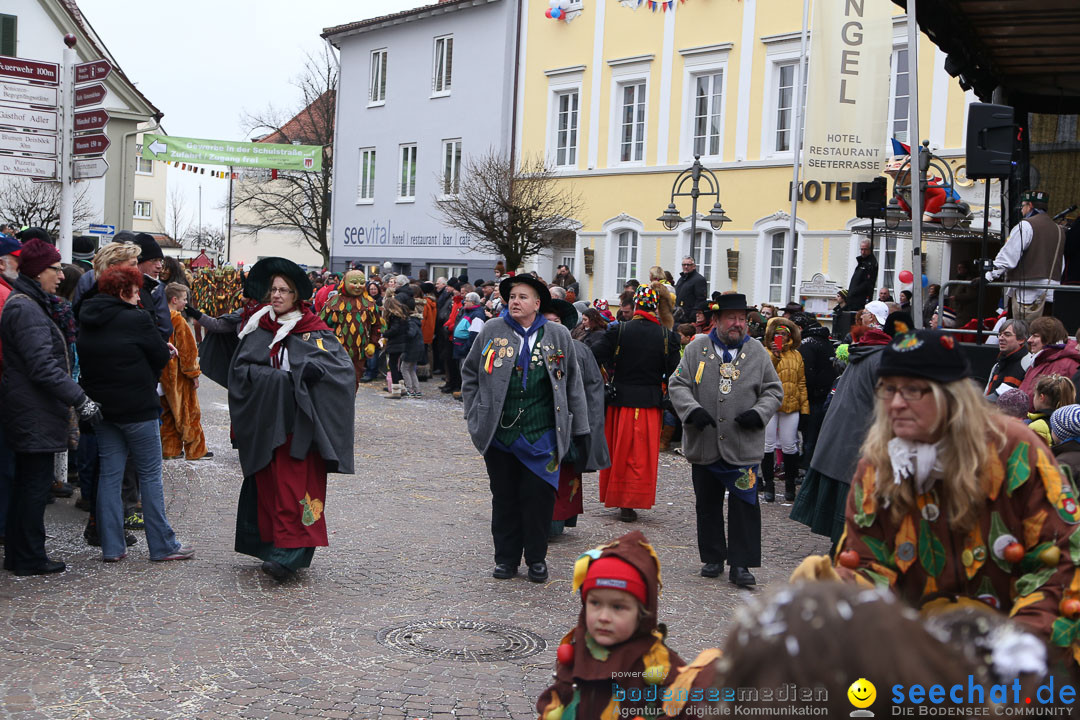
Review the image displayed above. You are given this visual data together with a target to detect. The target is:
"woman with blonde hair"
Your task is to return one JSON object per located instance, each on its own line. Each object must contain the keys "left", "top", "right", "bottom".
{"left": 798, "top": 330, "right": 1080, "bottom": 674}
{"left": 647, "top": 265, "right": 676, "bottom": 329}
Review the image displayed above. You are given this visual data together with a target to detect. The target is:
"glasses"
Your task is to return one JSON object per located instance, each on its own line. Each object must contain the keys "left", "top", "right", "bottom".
{"left": 269, "top": 287, "right": 295, "bottom": 296}
{"left": 875, "top": 383, "right": 933, "bottom": 402}
{"left": 47, "top": 265, "right": 63, "bottom": 272}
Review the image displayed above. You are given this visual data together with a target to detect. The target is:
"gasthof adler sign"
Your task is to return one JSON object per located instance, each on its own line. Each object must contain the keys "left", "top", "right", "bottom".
{"left": 141, "top": 133, "right": 323, "bottom": 172}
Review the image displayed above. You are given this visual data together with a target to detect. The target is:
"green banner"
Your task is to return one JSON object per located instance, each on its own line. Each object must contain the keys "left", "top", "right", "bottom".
{"left": 140, "top": 133, "right": 323, "bottom": 172}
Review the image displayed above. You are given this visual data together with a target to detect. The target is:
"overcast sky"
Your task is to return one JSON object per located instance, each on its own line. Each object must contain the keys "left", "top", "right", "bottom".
{"left": 77, "top": 0, "right": 421, "bottom": 232}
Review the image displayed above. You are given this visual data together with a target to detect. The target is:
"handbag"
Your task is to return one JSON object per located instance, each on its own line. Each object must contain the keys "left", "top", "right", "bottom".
{"left": 603, "top": 323, "right": 623, "bottom": 404}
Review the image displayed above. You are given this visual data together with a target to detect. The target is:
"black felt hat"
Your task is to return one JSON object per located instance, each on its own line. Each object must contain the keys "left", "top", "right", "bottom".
{"left": 877, "top": 330, "right": 971, "bottom": 383}
{"left": 706, "top": 293, "right": 751, "bottom": 314}
{"left": 133, "top": 233, "right": 163, "bottom": 262}
{"left": 499, "top": 274, "right": 551, "bottom": 306}
{"left": 543, "top": 298, "right": 579, "bottom": 328}
{"left": 245, "top": 256, "right": 314, "bottom": 301}
{"left": 16, "top": 226, "right": 51, "bottom": 244}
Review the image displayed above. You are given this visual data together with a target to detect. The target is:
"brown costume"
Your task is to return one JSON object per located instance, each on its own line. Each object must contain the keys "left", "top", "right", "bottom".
{"left": 536, "top": 530, "right": 717, "bottom": 720}
{"left": 160, "top": 310, "right": 208, "bottom": 459}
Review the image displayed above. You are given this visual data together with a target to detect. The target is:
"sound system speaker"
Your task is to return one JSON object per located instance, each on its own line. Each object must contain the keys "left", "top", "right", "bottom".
{"left": 966, "top": 103, "right": 1015, "bottom": 179}
{"left": 855, "top": 177, "right": 887, "bottom": 219}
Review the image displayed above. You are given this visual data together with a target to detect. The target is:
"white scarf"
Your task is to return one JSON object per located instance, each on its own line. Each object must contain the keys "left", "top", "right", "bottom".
{"left": 238, "top": 305, "right": 303, "bottom": 349}
{"left": 887, "top": 437, "right": 945, "bottom": 494}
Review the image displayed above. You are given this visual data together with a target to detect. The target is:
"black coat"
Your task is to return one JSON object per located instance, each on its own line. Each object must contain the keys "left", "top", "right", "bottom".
{"left": 0, "top": 274, "right": 86, "bottom": 453}
{"left": 674, "top": 270, "right": 707, "bottom": 317}
{"left": 591, "top": 317, "right": 680, "bottom": 407}
{"left": 798, "top": 325, "right": 837, "bottom": 404}
{"left": 847, "top": 253, "right": 878, "bottom": 311}
{"left": 404, "top": 316, "right": 426, "bottom": 363}
{"left": 383, "top": 314, "right": 411, "bottom": 355}
{"left": 77, "top": 294, "right": 171, "bottom": 424}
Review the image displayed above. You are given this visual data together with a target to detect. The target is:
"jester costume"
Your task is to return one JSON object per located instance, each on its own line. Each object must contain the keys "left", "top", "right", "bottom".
{"left": 320, "top": 270, "right": 380, "bottom": 389}
{"left": 536, "top": 531, "right": 718, "bottom": 720}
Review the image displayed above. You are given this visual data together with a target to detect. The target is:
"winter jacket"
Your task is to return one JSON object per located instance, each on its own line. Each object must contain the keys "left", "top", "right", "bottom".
{"left": 847, "top": 253, "right": 878, "bottom": 311}
{"left": 143, "top": 274, "right": 173, "bottom": 341}
{"left": 985, "top": 346, "right": 1028, "bottom": 401}
{"left": 453, "top": 305, "right": 486, "bottom": 360}
{"left": 77, "top": 293, "right": 171, "bottom": 424}
{"left": 674, "top": 269, "right": 707, "bottom": 319}
{"left": 651, "top": 280, "right": 676, "bottom": 329}
{"left": 798, "top": 324, "right": 837, "bottom": 404}
{"left": 1019, "top": 342, "right": 1080, "bottom": 410}
{"left": 591, "top": 314, "right": 681, "bottom": 408}
{"left": 1028, "top": 412, "right": 1052, "bottom": 446}
{"left": 0, "top": 274, "right": 87, "bottom": 453}
{"left": 404, "top": 315, "right": 426, "bottom": 363}
{"left": 382, "top": 313, "right": 411, "bottom": 355}
{"left": 1052, "top": 438, "right": 1080, "bottom": 481}
{"left": 765, "top": 317, "right": 809, "bottom": 414}
{"left": 0, "top": 273, "right": 11, "bottom": 379}
{"left": 421, "top": 296, "right": 437, "bottom": 344}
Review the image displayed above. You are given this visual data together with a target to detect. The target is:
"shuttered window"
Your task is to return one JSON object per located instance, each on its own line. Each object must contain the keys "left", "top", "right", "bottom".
{"left": 0, "top": 15, "right": 16, "bottom": 57}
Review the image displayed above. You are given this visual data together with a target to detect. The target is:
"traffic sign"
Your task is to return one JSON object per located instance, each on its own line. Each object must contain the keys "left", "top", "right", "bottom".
{"left": 0, "top": 55, "right": 59, "bottom": 86}
{"left": 74, "top": 59, "right": 111, "bottom": 84}
{"left": 73, "top": 133, "right": 109, "bottom": 155}
{"left": 0, "top": 103, "right": 57, "bottom": 132}
{"left": 0, "top": 129, "right": 56, "bottom": 155}
{"left": 74, "top": 83, "right": 106, "bottom": 108}
{"left": 73, "top": 157, "right": 109, "bottom": 179}
{"left": 74, "top": 109, "right": 109, "bottom": 132}
{"left": 0, "top": 154, "right": 56, "bottom": 179}
{"left": 88, "top": 223, "right": 115, "bottom": 236}
{"left": 0, "top": 80, "right": 57, "bottom": 107}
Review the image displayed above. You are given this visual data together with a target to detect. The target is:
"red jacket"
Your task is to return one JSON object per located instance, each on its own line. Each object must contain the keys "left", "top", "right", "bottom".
{"left": 1019, "top": 341, "right": 1080, "bottom": 409}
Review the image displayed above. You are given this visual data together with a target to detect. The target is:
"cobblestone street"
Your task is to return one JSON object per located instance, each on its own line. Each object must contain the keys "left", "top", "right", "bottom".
{"left": 0, "top": 380, "right": 829, "bottom": 720}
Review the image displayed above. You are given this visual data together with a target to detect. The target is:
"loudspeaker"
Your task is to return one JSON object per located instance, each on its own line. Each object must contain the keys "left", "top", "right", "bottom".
{"left": 966, "top": 103, "right": 1015, "bottom": 179}
{"left": 855, "top": 177, "right": 887, "bottom": 219}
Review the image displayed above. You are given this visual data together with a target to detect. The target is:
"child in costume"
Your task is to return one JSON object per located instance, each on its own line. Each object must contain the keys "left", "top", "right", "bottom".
{"left": 537, "top": 530, "right": 717, "bottom": 720}
{"left": 160, "top": 282, "right": 210, "bottom": 460}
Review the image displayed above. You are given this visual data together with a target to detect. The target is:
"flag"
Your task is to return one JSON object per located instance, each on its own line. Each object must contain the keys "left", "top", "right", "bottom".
{"left": 891, "top": 138, "right": 911, "bottom": 156}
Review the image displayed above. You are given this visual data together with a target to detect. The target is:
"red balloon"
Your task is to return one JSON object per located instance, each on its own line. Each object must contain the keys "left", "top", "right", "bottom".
{"left": 545, "top": 8, "right": 553, "bottom": 17}
{"left": 557, "top": 643, "right": 574, "bottom": 665}
{"left": 898, "top": 270, "right": 914, "bottom": 284}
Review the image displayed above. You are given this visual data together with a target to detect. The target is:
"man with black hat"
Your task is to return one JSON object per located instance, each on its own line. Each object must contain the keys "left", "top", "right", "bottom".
{"left": 668, "top": 294, "right": 782, "bottom": 587}
{"left": 133, "top": 233, "right": 173, "bottom": 340}
{"left": 71, "top": 236, "right": 96, "bottom": 272}
{"left": 461, "top": 274, "right": 589, "bottom": 583}
{"left": 985, "top": 190, "right": 1065, "bottom": 321}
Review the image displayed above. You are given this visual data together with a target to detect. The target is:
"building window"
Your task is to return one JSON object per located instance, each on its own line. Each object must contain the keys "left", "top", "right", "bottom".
{"left": 133, "top": 200, "right": 152, "bottom": 220}
{"left": 431, "top": 265, "right": 466, "bottom": 281}
{"left": 358, "top": 147, "right": 375, "bottom": 202}
{"left": 134, "top": 151, "right": 153, "bottom": 175}
{"left": 692, "top": 72, "right": 723, "bottom": 158}
{"left": 555, "top": 90, "right": 579, "bottom": 167}
{"left": 616, "top": 229, "right": 639, "bottom": 287}
{"left": 879, "top": 236, "right": 898, "bottom": 290}
{"left": 442, "top": 139, "right": 461, "bottom": 196}
{"left": 689, "top": 230, "right": 713, "bottom": 285}
{"left": 618, "top": 82, "right": 646, "bottom": 163}
{"left": 560, "top": 255, "right": 575, "bottom": 275}
{"left": 370, "top": 49, "right": 387, "bottom": 104}
{"left": 774, "top": 62, "right": 806, "bottom": 153}
{"left": 432, "top": 35, "right": 453, "bottom": 95}
{"left": 398, "top": 144, "right": 417, "bottom": 200}
{"left": 0, "top": 15, "right": 15, "bottom": 58}
{"left": 891, "top": 47, "right": 910, "bottom": 144}
{"left": 767, "top": 231, "right": 798, "bottom": 304}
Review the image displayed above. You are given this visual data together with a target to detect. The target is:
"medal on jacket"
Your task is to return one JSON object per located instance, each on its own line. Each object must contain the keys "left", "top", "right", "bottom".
{"left": 718, "top": 362, "right": 740, "bottom": 394}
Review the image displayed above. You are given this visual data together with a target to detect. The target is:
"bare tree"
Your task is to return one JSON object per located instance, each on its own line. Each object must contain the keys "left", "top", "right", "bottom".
{"left": 161, "top": 187, "right": 192, "bottom": 242}
{"left": 433, "top": 151, "right": 583, "bottom": 272}
{"left": 232, "top": 47, "right": 335, "bottom": 266}
{"left": 184, "top": 225, "right": 225, "bottom": 259}
{"left": 0, "top": 177, "right": 93, "bottom": 236}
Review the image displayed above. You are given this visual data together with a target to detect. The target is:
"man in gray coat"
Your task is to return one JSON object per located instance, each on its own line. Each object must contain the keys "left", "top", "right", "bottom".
{"left": 461, "top": 275, "right": 589, "bottom": 583}
{"left": 668, "top": 294, "right": 782, "bottom": 587}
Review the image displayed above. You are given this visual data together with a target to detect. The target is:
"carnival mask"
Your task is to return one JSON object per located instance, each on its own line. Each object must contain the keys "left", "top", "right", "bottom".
{"left": 344, "top": 270, "right": 366, "bottom": 297}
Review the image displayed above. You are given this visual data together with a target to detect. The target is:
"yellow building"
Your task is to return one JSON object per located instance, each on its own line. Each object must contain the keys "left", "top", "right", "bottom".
{"left": 518, "top": 0, "right": 979, "bottom": 311}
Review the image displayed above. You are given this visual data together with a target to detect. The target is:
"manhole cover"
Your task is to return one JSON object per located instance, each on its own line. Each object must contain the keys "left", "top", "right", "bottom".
{"left": 377, "top": 619, "right": 546, "bottom": 662}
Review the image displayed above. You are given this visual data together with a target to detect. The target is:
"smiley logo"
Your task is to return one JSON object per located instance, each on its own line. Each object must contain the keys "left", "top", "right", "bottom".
{"left": 847, "top": 678, "right": 876, "bottom": 709}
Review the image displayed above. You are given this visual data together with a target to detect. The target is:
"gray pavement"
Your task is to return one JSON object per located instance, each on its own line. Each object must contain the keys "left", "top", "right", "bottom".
{"left": 0, "top": 378, "right": 829, "bottom": 719}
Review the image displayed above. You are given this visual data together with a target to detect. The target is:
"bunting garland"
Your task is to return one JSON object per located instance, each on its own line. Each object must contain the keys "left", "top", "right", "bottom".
{"left": 620, "top": 0, "right": 687, "bottom": 10}
{"left": 164, "top": 160, "right": 238, "bottom": 179}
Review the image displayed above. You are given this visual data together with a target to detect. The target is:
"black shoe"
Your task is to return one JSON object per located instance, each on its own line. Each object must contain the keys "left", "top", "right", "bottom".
{"left": 784, "top": 491, "right": 796, "bottom": 502}
{"left": 84, "top": 521, "right": 137, "bottom": 548}
{"left": 125, "top": 532, "right": 138, "bottom": 547}
{"left": 701, "top": 562, "right": 723, "bottom": 578}
{"left": 763, "top": 491, "right": 776, "bottom": 503}
{"left": 14, "top": 560, "right": 65, "bottom": 576}
{"left": 618, "top": 508, "right": 638, "bottom": 522}
{"left": 440, "top": 386, "right": 454, "bottom": 394}
{"left": 729, "top": 566, "right": 756, "bottom": 587}
{"left": 492, "top": 563, "right": 517, "bottom": 580}
{"left": 527, "top": 562, "right": 549, "bottom": 583}
{"left": 358, "top": 375, "right": 375, "bottom": 384}
{"left": 51, "top": 480, "right": 75, "bottom": 498}
{"left": 261, "top": 560, "right": 291, "bottom": 581}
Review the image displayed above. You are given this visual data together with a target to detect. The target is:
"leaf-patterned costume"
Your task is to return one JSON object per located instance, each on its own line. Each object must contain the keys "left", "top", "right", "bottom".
{"left": 835, "top": 418, "right": 1080, "bottom": 671}
{"left": 319, "top": 274, "right": 380, "bottom": 389}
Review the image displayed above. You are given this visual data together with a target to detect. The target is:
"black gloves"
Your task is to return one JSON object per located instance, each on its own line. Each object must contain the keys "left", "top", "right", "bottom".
{"left": 301, "top": 363, "right": 325, "bottom": 384}
{"left": 734, "top": 410, "right": 764, "bottom": 429}
{"left": 183, "top": 306, "right": 203, "bottom": 321}
{"left": 573, "top": 434, "right": 591, "bottom": 464}
{"left": 686, "top": 407, "right": 717, "bottom": 431}
{"left": 76, "top": 397, "right": 102, "bottom": 428}
{"left": 798, "top": 413, "right": 809, "bottom": 433}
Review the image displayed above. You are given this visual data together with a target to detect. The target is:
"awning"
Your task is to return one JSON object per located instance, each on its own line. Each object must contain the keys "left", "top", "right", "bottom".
{"left": 893, "top": 0, "right": 1080, "bottom": 113}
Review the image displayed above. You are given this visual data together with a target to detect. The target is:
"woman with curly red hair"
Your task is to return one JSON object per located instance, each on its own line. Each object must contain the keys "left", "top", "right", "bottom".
{"left": 78, "top": 265, "right": 193, "bottom": 563}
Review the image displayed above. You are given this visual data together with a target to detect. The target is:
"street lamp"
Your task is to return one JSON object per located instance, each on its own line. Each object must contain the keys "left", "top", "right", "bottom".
{"left": 657, "top": 155, "right": 731, "bottom": 249}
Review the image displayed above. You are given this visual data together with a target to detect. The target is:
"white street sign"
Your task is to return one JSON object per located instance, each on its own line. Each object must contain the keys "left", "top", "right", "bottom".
{"left": 0, "top": 103, "right": 57, "bottom": 132}
{"left": 0, "top": 129, "right": 56, "bottom": 155}
{"left": 73, "top": 157, "right": 108, "bottom": 179}
{"left": 0, "top": 80, "right": 57, "bottom": 107}
{"left": 0, "top": 154, "right": 56, "bottom": 179}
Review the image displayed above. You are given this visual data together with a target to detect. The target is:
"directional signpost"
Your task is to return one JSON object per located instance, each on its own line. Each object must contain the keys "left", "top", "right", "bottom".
{"left": 74, "top": 108, "right": 108, "bottom": 132}
{"left": 74, "top": 60, "right": 111, "bottom": 84}
{"left": 0, "top": 154, "right": 56, "bottom": 179}
{"left": 0, "top": 129, "right": 57, "bottom": 155}
{"left": 73, "top": 156, "right": 108, "bottom": 179}
{"left": 74, "top": 83, "right": 106, "bottom": 108}
{"left": 0, "top": 103, "right": 58, "bottom": 132}
{"left": 0, "top": 80, "right": 57, "bottom": 106}
{"left": 73, "top": 133, "right": 109, "bottom": 155}
{"left": 88, "top": 223, "right": 115, "bottom": 236}
{"left": 0, "top": 55, "right": 59, "bottom": 85}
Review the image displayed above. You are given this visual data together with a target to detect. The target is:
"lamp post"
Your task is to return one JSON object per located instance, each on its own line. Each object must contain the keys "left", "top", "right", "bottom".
{"left": 657, "top": 156, "right": 731, "bottom": 269}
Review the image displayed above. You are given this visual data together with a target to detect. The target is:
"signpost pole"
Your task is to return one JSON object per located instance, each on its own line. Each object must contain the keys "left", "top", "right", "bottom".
{"left": 58, "top": 35, "right": 77, "bottom": 263}
{"left": 907, "top": 3, "right": 924, "bottom": 327}
{"left": 786, "top": 0, "right": 809, "bottom": 306}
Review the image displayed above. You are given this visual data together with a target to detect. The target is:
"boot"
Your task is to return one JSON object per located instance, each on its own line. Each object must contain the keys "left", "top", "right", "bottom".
{"left": 783, "top": 453, "right": 800, "bottom": 502}
{"left": 659, "top": 425, "right": 676, "bottom": 452}
{"left": 762, "top": 453, "right": 775, "bottom": 502}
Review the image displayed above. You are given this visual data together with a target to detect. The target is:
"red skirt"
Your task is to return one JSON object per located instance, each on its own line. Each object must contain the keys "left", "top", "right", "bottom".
{"left": 254, "top": 444, "right": 329, "bottom": 548}
{"left": 553, "top": 463, "right": 584, "bottom": 521}
{"left": 598, "top": 406, "right": 661, "bottom": 510}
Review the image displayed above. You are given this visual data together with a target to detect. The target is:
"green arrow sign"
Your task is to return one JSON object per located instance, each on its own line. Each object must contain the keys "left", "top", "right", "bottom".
{"left": 141, "top": 133, "right": 323, "bottom": 172}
